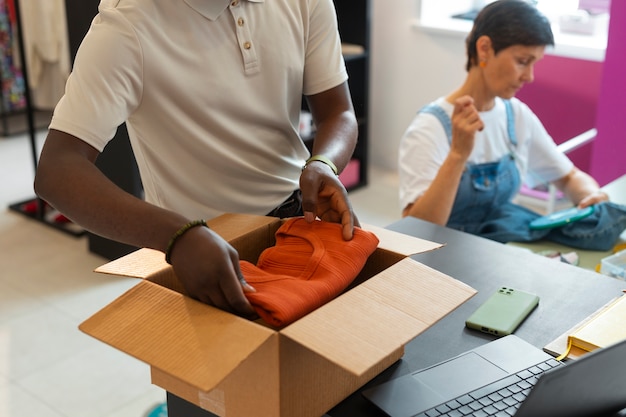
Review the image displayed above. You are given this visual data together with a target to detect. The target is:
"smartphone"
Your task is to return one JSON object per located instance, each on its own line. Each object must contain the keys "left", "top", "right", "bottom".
{"left": 465, "top": 287, "right": 539, "bottom": 337}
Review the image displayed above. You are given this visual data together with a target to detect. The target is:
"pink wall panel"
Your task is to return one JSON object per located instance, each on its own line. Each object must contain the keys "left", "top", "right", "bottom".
{"left": 517, "top": 0, "right": 625, "bottom": 186}
{"left": 516, "top": 55, "right": 603, "bottom": 173}
{"left": 590, "top": 0, "right": 626, "bottom": 185}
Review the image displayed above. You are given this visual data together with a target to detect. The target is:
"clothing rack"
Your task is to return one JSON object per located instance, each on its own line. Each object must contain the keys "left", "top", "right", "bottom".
{"left": 0, "top": 0, "right": 24, "bottom": 135}
{"left": 0, "top": 0, "right": 52, "bottom": 136}
{"left": 6, "top": 0, "right": 84, "bottom": 237}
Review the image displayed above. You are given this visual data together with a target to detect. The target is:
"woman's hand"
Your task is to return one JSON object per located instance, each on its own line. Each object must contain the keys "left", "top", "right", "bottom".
{"left": 577, "top": 190, "right": 610, "bottom": 209}
{"left": 553, "top": 168, "right": 609, "bottom": 209}
{"left": 450, "top": 96, "right": 484, "bottom": 160}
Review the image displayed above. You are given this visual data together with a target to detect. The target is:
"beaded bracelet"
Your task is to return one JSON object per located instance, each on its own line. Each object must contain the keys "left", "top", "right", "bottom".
{"left": 303, "top": 154, "right": 338, "bottom": 176}
{"left": 165, "top": 219, "right": 208, "bottom": 264}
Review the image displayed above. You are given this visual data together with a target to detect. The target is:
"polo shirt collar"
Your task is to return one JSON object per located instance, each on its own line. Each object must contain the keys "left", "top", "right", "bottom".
{"left": 184, "top": 0, "right": 264, "bottom": 21}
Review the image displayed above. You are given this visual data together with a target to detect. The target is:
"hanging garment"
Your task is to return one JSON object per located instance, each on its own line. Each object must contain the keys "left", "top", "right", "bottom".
{"left": 16, "top": 0, "right": 70, "bottom": 109}
{"left": 240, "top": 217, "right": 379, "bottom": 328}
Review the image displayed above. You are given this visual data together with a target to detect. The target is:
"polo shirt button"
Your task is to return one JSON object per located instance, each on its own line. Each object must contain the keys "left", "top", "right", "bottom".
{"left": 243, "top": 41, "right": 252, "bottom": 50}
{"left": 238, "top": 17, "right": 244, "bottom": 26}
{"left": 231, "top": 0, "right": 238, "bottom": 6}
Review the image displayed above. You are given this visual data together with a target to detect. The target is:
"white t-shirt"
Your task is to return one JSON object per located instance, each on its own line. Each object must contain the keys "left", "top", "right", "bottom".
{"left": 49, "top": 0, "right": 348, "bottom": 220}
{"left": 398, "top": 97, "right": 573, "bottom": 211}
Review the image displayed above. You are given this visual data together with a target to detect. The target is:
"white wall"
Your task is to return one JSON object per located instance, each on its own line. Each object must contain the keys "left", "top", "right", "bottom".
{"left": 368, "top": 0, "right": 468, "bottom": 172}
{"left": 367, "top": 0, "right": 608, "bottom": 173}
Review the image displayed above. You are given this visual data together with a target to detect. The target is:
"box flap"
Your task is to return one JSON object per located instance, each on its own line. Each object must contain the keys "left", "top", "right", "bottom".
{"left": 209, "top": 213, "right": 281, "bottom": 241}
{"left": 93, "top": 218, "right": 439, "bottom": 279}
{"left": 95, "top": 248, "right": 166, "bottom": 278}
{"left": 362, "top": 223, "right": 444, "bottom": 256}
{"left": 94, "top": 214, "right": 281, "bottom": 279}
{"left": 281, "top": 258, "right": 476, "bottom": 376}
{"left": 79, "top": 280, "right": 276, "bottom": 392}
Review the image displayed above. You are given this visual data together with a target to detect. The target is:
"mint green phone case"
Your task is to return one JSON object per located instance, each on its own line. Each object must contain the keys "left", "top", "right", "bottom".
{"left": 465, "top": 287, "right": 539, "bottom": 337}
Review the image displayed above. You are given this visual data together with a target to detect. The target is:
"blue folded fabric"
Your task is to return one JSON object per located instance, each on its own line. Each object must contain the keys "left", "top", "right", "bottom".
{"left": 546, "top": 202, "right": 626, "bottom": 251}
{"left": 455, "top": 201, "right": 626, "bottom": 252}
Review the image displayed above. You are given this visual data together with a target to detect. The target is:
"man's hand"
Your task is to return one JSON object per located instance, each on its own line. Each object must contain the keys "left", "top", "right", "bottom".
{"left": 300, "top": 160, "right": 359, "bottom": 240}
{"left": 168, "top": 225, "right": 258, "bottom": 319}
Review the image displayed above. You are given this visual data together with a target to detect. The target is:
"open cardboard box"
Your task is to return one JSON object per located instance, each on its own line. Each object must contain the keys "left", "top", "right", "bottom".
{"left": 80, "top": 214, "right": 476, "bottom": 417}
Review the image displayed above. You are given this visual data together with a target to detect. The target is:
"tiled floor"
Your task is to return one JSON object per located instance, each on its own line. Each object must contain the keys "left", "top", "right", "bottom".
{"left": 0, "top": 129, "right": 402, "bottom": 417}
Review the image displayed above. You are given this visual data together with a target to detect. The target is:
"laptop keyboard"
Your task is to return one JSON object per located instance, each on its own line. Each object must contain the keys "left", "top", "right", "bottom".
{"left": 413, "top": 358, "right": 564, "bottom": 417}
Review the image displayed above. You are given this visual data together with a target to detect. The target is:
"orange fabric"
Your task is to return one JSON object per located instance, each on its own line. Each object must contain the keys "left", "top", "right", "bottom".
{"left": 240, "top": 217, "right": 379, "bottom": 328}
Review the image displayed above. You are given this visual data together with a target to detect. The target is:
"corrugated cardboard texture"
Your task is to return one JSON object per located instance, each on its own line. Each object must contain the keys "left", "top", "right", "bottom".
{"left": 209, "top": 213, "right": 281, "bottom": 263}
{"left": 82, "top": 214, "right": 475, "bottom": 417}
{"left": 151, "top": 332, "right": 281, "bottom": 417}
{"left": 336, "top": 224, "right": 444, "bottom": 293}
{"left": 93, "top": 214, "right": 283, "bottom": 292}
{"left": 95, "top": 248, "right": 166, "bottom": 278}
{"left": 278, "top": 335, "right": 404, "bottom": 417}
{"left": 93, "top": 218, "right": 442, "bottom": 282}
{"left": 281, "top": 258, "right": 476, "bottom": 375}
{"left": 363, "top": 223, "right": 444, "bottom": 255}
{"left": 95, "top": 248, "right": 187, "bottom": 294}
{"left": 79, "top": 280, "right": 276, "bottom": 391}
{"left": 150, "top": 337, "right": 401, "bottom": 417}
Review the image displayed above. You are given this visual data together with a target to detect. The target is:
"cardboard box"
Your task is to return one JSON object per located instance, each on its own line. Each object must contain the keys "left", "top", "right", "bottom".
{"left": 80, "top": 214, "right": 476, "bottom": 417}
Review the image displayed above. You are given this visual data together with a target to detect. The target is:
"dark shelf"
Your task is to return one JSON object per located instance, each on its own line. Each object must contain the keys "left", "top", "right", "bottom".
{"left": 4, "top": 2, "right": 84, "bottom": 238}
{"left": 302, "top": 0, "right": 371, "bottom": 191}
{"left": 0, "top": 109, "right": 52, "bottom": 136}
{"left": 343, "top": 51, "right": 368, "bottom": 63}
{"left": 9, "top": 198, "right": 86, "bottom": 237}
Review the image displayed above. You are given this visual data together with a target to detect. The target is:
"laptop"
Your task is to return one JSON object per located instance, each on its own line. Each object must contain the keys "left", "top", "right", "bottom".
{"left": 363, "top": 334, "right": 626, "bottom": 417}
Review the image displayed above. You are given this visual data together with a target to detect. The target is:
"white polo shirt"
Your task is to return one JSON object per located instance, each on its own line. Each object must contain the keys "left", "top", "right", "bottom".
{"left": 49, "top": 0, "right": 348, "bottom": 219}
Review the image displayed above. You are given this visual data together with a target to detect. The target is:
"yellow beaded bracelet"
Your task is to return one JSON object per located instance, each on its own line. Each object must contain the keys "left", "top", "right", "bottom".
{"left": 303, "top": 154, "right": 338, "bottom": 176}
{"left": 165, "top": 219, "right": 208, "bottom": 264}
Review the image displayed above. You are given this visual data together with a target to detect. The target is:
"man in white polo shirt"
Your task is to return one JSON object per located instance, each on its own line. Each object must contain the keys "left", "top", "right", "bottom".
{"left": 34, "top": 0, "right": 359, "bottom": 318}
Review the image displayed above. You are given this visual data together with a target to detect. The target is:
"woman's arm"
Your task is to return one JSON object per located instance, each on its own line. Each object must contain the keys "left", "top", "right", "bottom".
{"left": 402, "top": 152, "right": 466, "bottom": 224}
{"left": 403, "top": 96, "right": 484, "bottom": 225}
{"left": 552, "top": 167, "right": 609, "bottom": 208}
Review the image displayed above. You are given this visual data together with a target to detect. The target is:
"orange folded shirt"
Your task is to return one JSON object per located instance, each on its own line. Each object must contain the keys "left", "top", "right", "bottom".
{"left": 240, "top": 217, "right": 379, "bottom": 328}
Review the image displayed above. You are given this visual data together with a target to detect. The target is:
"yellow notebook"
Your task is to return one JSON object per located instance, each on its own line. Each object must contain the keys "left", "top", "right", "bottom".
{"left": 556, "top": 295, "right": 626, "bottom": 360}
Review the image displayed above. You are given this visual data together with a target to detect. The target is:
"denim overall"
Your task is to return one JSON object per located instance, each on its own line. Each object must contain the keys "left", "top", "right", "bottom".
{"left": 420, "top": 101, "right": 626, "bottom": 251}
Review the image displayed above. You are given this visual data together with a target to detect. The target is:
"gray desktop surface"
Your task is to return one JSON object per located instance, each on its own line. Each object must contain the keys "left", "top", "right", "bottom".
{"left": 326, "top": 216, "right": 626, "bottom": 417}
{"left": 166, "top": 216, "right": 626, "bottom": 417}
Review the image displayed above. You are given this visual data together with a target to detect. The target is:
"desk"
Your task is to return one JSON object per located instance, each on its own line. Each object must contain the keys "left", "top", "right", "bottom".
{"left": 327, "top": 217, "right": 626, "bottom": 417}
{"left": 167, "top": 217, "right": 626, "bottom": 417}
